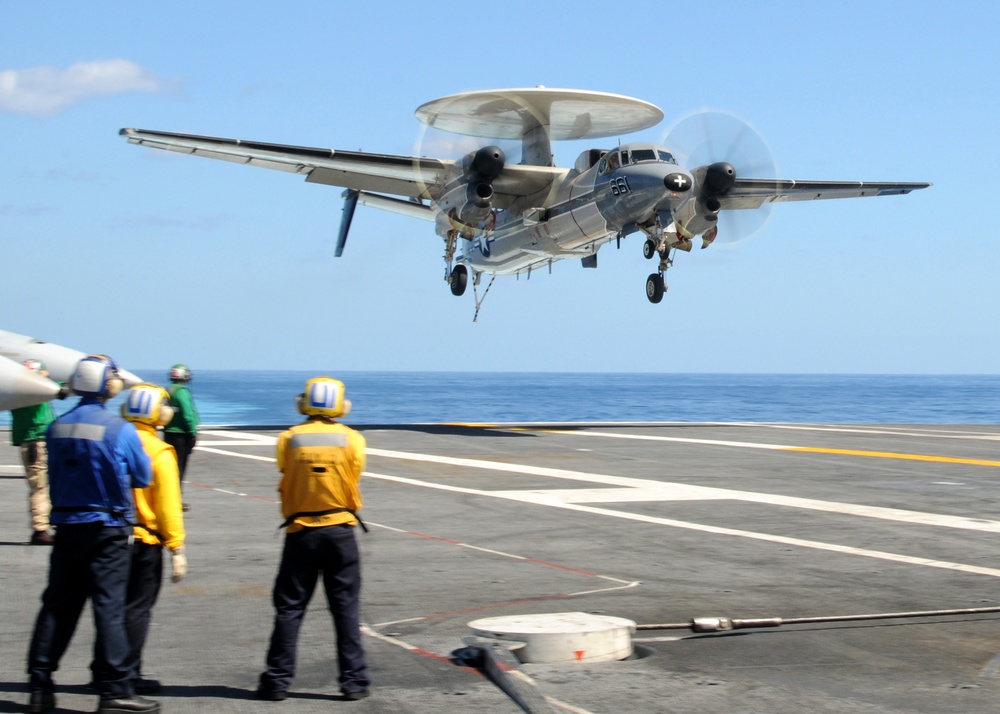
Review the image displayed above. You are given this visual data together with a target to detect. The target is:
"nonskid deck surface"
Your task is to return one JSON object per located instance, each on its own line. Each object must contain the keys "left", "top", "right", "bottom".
{"left": 3, "top": 422, "right": 1000, "bottom": 713}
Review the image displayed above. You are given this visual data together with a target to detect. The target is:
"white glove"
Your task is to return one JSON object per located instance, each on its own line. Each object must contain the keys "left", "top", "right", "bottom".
{"left": 171, "top": 546, "right": 187, "bottom": 583}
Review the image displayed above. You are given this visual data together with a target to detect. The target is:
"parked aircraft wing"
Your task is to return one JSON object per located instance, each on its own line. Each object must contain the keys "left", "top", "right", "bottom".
{"left": 719, "top": 179, "right": 933, "bottom": 210}
{"left": 120, "top": 129, "right": 567, "bottom": 206}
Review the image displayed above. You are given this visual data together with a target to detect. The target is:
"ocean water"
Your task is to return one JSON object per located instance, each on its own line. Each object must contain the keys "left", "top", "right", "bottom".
{"left": 206, "top": 372, "right": 1000, "bottom": 425}
{"left": 5, "top": 372, "right": 993, "bottom": 428}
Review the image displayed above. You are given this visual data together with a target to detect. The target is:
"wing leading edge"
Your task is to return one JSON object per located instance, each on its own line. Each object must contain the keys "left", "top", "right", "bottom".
{"left": 720, "top": 178, "right": 932, "bottom": 210}
{"left": 119, "top": 128, "right": 565, "bottom": 207}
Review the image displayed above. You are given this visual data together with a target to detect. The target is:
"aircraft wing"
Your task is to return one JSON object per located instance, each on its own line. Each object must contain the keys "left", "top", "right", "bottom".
{"left": 120, "top": 128, "right": 566, "bottom": 206}
{"left": 719, "top": 178, "right": 932, "bottom": 210}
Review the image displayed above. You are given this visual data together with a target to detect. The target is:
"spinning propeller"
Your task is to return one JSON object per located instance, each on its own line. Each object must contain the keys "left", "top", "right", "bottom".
{"left": 661, "top": 109, "right": 778, "bottom": 247}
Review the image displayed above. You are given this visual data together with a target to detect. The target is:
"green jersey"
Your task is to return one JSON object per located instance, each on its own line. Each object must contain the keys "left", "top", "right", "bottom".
{"left": 11, "top": 401, "right": 55, "bottom": 445}
{"left": 166, "top": 383, "right": 200, "bottom": 434}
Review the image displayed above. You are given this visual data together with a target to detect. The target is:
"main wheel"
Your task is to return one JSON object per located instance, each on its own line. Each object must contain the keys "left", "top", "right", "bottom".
{"left": 449, "top": 264, "right": 468, "bottom": 296}
{"left": 645, "top": 273, "right": 665, "bottom": 304}
{"left": 642, "top": 239, "right": 657, "bottom": 260}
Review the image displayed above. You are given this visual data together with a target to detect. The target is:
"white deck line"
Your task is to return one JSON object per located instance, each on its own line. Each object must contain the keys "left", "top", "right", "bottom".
{"left": 199, "top": 434, "right": 1000, "bottom": 579}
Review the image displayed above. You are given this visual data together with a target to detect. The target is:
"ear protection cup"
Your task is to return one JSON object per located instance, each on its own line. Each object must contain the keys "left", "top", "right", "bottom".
{"left": 295, "top": 393, "right": 307, "bottom": 415}
{"left": 158, "top": 404, "right": 175, "bottom": 426}
{"left": 105, "top": 377, "right": 124, "bottom": 399}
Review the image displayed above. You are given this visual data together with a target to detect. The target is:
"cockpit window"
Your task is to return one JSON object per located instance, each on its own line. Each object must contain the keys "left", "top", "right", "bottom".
{"left": 630, "top": 148, "right": 657, "bottom": 163}
{"left": 657, "top": 150, "right": 678, "bottom": 165}
{"left": 620, "top": 150, "right": 631, "bottom": 166}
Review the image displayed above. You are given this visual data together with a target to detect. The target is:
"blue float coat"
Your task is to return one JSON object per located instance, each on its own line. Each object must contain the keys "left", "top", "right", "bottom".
{"left": 46, "top": 398, "right": 152, "bottom": 526}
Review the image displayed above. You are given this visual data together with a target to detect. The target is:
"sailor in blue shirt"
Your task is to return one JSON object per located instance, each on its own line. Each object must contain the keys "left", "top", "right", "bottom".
{"left": 26, "top": 355, "right": 160, "bottom": 714}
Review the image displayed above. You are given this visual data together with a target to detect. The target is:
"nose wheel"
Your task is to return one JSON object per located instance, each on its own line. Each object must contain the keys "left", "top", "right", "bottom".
{"left": 644, "top": 245, "right": 674, "bottom": 304}
{"left": 645, "top": 273, "right": 665, "bottom": 303}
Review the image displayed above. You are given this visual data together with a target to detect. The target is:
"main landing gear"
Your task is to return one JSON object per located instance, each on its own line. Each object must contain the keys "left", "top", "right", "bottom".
{"left": 449, "top": 264, "right": 468, "bottom": 296}
{"left": 446, "top": 262, "right": 493, "bottom": 323}
{"left": 642, "top": 239, "right": 673, "bottom": 304}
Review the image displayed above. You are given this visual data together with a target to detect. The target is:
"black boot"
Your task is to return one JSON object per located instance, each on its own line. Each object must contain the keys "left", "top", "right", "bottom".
{"left": 96, "top": 695, "right": 160, "bottom": 713}
{"left": 28, "top": 691, "right": 55, "bottom": 713}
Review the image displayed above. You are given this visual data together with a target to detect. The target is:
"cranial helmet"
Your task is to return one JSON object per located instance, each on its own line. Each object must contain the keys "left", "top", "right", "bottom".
{"left": 169, "top": 364, "right": 192, "bottom": 383}
{"left": 121, "top": 383, "right": 175, "bottom": 426}
{"left": 295, "top": 376, "right": 351, "bottom": 418}
{"left": 70, "top": 354, "right": 124, "bottom": 399}
{"left": 23, "top": 359, "right": 49, "bottom": 379}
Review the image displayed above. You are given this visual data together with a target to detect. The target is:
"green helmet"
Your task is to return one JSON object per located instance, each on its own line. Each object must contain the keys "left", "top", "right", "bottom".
{"left": 168, "top": 363, "right": 192, "bottom": 382}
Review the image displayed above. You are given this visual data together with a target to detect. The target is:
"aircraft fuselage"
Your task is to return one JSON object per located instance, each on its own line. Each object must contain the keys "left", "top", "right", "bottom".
{"left": 458, "top": 142, "right": 691, "bottom": 276}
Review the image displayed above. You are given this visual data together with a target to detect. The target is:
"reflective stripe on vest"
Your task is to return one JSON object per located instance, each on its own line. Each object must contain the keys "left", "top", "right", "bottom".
{"left": 51, "top": 422, "right": 107, "bottom": 441}
{"left": 290, "top": 432, "right": 348, "bottom": 449}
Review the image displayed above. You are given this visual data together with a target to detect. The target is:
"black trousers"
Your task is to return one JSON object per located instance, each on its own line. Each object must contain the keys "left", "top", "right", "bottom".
{"left": 27, "top": 524, "right": 133, "bottom": 699}
{"left": 124, "top": 542, "right": 163, "bottom": 678}
{"left": 163, "top": 432, "right": 196, "bottom": 486}
{"left": 261, "top": 524, "right": 369, "bottom": 694}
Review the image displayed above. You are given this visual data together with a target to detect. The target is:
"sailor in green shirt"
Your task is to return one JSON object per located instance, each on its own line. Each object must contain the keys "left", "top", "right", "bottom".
{"left": 9, "top": 360, "right": 59, "bottom": 544}
{"left": 164, "top": 363, "right": 199, "bottom": 512}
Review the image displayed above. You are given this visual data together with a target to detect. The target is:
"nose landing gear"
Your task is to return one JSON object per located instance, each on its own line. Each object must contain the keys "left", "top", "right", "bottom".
{"left": 644, "top": 245, "right": 674, "bottom": 304}
{"left": 645, "top": 273, "right": 665, "bottom": 303}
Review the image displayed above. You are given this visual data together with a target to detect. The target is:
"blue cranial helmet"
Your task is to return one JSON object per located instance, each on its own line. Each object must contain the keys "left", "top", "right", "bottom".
{"left": 70, "top": 355, "right": 123, "bottom": 399}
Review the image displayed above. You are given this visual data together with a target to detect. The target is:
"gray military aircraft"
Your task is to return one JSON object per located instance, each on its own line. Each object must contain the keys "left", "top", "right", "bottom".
{"left": 0, "top": 329, "right": 143, "bottom": 410}
{"left": 120, "top": 88, "right": 929, "bottom": 313}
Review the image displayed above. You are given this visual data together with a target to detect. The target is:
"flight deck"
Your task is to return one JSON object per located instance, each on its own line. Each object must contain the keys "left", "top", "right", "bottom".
{"left": 3, "top": 422, "right": 1000, "bottom": 713}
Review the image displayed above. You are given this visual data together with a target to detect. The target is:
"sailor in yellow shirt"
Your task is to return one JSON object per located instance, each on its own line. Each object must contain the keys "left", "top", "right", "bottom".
{"left": 257, "top": 377, "right": 370, "bottom": 702}
{"left": 101, "top": 383, "right": 187, "bottom": 696}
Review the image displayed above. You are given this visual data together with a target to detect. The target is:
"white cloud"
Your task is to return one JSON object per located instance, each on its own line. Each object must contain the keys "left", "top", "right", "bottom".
{"left": 0, "top": 59, "right": 170, "bottom": 116}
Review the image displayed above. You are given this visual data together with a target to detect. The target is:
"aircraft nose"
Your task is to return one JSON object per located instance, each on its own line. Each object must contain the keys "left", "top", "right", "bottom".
{"left": 663, "top": 172, "right": 693, "bottom": 192}
{"left": 0, "top": 357, "right": 61, "bottom": 410}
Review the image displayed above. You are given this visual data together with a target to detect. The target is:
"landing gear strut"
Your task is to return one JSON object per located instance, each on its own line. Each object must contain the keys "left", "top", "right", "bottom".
{"left": 644, "top": 245, "right": 674, "bottom": 304}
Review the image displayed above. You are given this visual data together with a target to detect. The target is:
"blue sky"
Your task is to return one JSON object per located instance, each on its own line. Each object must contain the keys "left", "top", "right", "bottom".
{"left": 1, "top": 1, "right": 996, "bottom": 374}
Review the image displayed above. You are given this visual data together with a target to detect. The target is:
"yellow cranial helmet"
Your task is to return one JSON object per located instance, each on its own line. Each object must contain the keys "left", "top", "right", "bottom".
{"left": 296, "top": 376, "right": 351, "bottom": 418}
{"left": 121, "top": 383, "right": 175, "bottom": 426}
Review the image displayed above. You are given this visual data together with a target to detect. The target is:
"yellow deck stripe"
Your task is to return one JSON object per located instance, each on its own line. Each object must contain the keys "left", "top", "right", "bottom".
{"left": 787, "top": 447, "right": 1000, "bottom": 468}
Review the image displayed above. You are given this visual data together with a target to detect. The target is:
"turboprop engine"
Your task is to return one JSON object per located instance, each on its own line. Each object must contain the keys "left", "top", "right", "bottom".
{"left": 665, "top": 161, "right": 736, "bottom": 245}
{"left": 453, "top": 145, "right": 505, "bottom": 225}
{"left": 699, "top": 161, "right": 735, "bottom": 216}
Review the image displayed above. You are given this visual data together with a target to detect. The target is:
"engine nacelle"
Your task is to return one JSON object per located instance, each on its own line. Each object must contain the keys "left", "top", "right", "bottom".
{"left": 463, "top": 145, "right": 506, "bottom": 183}
{"left": 457, "top": 182, "right": 495, "bottom": 224}
{"left": 704, "top": 162, "right": 736, "bottom": 195}
{"left": 454, "top": 145, "right": 505, "bottom": 225}
{"left": 434, "top": 146, "right": 507, "bottom": 237}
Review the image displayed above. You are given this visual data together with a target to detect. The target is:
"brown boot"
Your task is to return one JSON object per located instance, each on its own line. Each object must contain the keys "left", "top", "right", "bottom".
{"left": 30, "top": 531, "right": 54, "bottom": 545}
